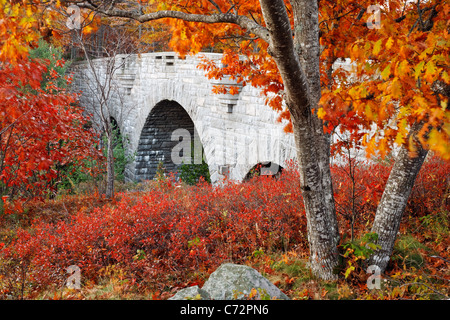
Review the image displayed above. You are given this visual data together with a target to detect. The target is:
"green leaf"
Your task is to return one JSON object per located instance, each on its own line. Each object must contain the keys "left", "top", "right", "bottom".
{"left": 385, "top": 37, "right": 394, "bottom": 50}
{"left": 432, "top": 54, "right": 446, "bottom": 64}
{"left": 425, "top": 61, "right": 437, "bottom": 78}
{"left": 373, "top": 39, "right": 382, "bottom": 56}
{"left": 188, "top": 236, "right": 201, "bottom": 248}
{"left": 397, "top": 60, "right": 410, "bottom": 76}
{"left": 366, "top": 243, "right": 381, "bottom": 251}
{"left": 344, "top": 265, "right": 355, "bottom": 279}
{"left": 442, "top": 71, "right": 450, "bottom": 83}
{"left": 381, "top": 65, "right": 391, "bottom": 80}
{"left": 362, "top": 232, "right": 379, "bottom": 243}
{"left": 414, "top": 61, "right": 425, "bottom": 79}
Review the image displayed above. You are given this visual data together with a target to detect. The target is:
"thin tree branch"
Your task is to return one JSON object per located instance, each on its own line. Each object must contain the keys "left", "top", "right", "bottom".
{"left": 207, "top": 0, "right": 222, "bottom": 13}
{"left": 74, "top": 1, "right": 270, "bottom": 42}
{"left": 259, "top": 0, "right": 312, "bottom": 119}
{"left": 0, "top": 106, "right": 34, "bottom": 136}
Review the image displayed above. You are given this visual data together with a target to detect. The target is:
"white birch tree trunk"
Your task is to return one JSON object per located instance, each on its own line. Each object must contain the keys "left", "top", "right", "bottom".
{"left": 369, "top": 125, "right": 428, "bottom": 272}
{"left": 260, "top": 0, "right": 339, "bottom": 280}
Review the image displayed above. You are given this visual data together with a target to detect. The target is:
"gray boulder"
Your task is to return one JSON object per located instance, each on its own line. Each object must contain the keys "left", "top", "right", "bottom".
{"left": 168, "top": 285, "right": 211, "bottom": 300}
{"left": 202, "top": 263, "right": 289, "bottom": 300}
{"left": 169, "top": 263, "right": 289, "bottom": 300}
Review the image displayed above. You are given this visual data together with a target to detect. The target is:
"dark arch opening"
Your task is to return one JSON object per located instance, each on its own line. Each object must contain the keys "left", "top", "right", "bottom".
{"left": 135, "top": 100, "right": 208, "bottom": 182}
{"left": 109, "top": 117, "right": 123, "bottom": 148}
{"left": 110, "top": 117, "right": 119, "bottom": 132}
{"left": 243, "top": 162, "right": 284, "bottom": 182}
{"left": 100, "top": 117, "right": 121, "bottom": 147}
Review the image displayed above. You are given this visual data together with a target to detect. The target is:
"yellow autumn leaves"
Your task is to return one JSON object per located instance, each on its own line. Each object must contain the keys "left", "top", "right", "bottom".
{"left": 0, "top": 0, "right": 38, "bottom": 63}
{"left": 318, "top": 0, "right": 449, "bottom": 160}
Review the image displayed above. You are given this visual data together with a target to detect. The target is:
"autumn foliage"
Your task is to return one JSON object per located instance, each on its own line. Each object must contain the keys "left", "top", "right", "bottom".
{"left": 151, "top": 0, "right": 450, "bottom": 159}
{"left": 318, "top": 0, "right": 450, "bottom": 160}
{"left": 1, "top": 157, "right": 448, "bottom": 299}
{"left": 0, "top": 0, "right": 101, "bottom": 210}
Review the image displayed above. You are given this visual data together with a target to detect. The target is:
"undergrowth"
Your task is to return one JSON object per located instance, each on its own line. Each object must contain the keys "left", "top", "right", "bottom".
{"left": 0, "top": 156, "right": 448, "bottom": 300}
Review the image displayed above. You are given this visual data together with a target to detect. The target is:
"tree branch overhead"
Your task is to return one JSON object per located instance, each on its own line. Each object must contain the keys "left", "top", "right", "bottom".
{"left": 73, "top": 1, "right": 271, "bottom": 43}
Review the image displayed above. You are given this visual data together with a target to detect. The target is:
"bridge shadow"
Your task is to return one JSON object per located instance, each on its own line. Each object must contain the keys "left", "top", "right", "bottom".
{"left": 243, "top": 162, "right": 284, "bottom": 182}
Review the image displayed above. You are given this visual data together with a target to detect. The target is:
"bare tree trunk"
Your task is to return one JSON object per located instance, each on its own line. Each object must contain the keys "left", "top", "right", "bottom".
{"left": 369, "top": 124, "right": 428, "bottom": 272}
{"left": 260, "top": 0, "right": 339, "bottom": 280}
{"left": 291, "top": 120, "right": 340, "bottom": 280}
{"left": 291, "top": 0, "right": 339, "bottom": 250}
{"left": 105, "top": 130, "right": 115, "bottom": 199}
{"left": 72, "top": 26, "right": 138, "bottom": 200}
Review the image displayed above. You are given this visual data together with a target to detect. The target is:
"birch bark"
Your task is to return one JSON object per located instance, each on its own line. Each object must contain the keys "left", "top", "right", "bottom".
{"left": 260, "top": 0, "right": 339, "bottom": 280}
{"left": 369, "top": 125, "right": 428, "bottom": 272}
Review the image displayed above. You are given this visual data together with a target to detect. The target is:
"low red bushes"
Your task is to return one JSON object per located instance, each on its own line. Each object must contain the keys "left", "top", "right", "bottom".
{"left": 0, "top": 169, "right": 307, "bottom": 297}
{"left": 0, "top": 155, "right": 448, "bottom": 298}
{"left": 331, "top": 155, "right": 449, "bottom": 240}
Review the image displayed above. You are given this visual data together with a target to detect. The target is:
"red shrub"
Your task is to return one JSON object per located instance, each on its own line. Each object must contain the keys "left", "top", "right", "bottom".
{"left": 406, "top": 156, "right": 449, "bottom": 217}
{"left": 0, "top": 169, "right": 307, "bottom": 296}
{"left": 331, "top": 154, "right": 449, "bottom": 239}
{"left": 0, "top": 155, "right": 447, "bottom": 298}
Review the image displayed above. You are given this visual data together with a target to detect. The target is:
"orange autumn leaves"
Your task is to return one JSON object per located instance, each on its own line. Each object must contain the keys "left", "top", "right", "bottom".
{"left": 2, "top": 0, "right": 449, "bottom": 175}
{"left": 318, "top": 0, "right": 450, "bottom": 160}
{"left": 1, "top": 0, "right": 100, "bottom": 208}
{"left": 158, "top": 0, "right": 449, "bottom": 160}
{"left": 0, "top": 0, "right": 39, "bottom": 63}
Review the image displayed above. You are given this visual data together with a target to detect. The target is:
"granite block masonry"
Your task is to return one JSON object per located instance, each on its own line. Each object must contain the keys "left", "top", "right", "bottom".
{"left": 70, "top": 52, "right": 297, "bottom": 185}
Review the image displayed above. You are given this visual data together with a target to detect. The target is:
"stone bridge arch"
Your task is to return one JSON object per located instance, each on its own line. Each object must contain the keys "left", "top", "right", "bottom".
{"left": 71, "top": 52, "right": 300, "bottom": 185}
{"left": 134, "top": 99, "right": 209, "bottom": 181}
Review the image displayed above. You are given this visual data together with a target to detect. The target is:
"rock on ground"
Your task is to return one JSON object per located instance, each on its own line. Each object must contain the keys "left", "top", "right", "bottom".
{"left": 169, "top": 263, "right": 290, "bottom": 300}
{"left": 168, "top": 285, "right": 211, "bottom": 300}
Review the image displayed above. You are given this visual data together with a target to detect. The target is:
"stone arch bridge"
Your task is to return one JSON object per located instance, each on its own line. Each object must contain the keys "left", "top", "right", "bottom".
{"left": 70, "top": 52, "right": 299, "bottom": 185}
